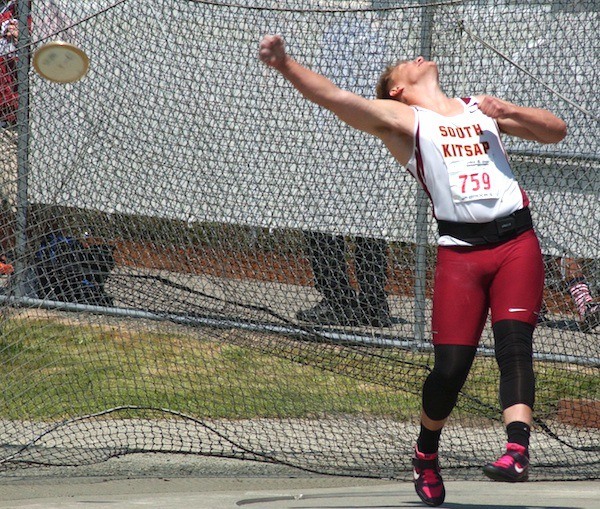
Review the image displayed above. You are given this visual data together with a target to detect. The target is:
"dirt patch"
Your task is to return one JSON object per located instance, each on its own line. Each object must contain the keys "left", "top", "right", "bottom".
{"left": 111, "top": 240, "right": 577, "bottom": 316}
{"left": 557, "top": 399, "right": 600, "bottom": 428}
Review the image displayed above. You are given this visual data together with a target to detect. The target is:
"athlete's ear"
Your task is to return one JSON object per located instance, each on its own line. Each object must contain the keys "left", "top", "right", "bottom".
{"left": 389, "top": 85, "right": 404, "bottom": 99}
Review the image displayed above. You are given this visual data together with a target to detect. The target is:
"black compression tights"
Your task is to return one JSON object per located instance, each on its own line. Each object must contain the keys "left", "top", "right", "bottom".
{"left": 493, "top": 319, "right": 535, "bottom": 410}
{"left": 422, "top": 320, "right": 535, "bottom": 422}
{"left": 422, "top": 345, "right": 477, "bottom": 421}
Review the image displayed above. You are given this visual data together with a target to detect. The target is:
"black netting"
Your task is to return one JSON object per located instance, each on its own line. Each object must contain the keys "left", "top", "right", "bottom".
{"left": 0, "top": 0, "right": 597, "bottom": 481}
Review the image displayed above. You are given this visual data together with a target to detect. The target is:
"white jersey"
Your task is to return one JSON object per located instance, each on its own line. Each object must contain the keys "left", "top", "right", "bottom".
{"left": 405, "top": 97, "right": 529, "bottom": 246}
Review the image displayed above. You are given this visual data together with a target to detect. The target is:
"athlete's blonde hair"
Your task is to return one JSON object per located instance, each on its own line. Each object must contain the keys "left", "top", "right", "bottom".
{"left": 375, "top": 60, "right": 408, "bottom": 100}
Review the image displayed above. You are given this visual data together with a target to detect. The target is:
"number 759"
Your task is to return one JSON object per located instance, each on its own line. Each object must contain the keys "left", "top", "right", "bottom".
{"left": 459, "top": 172, "right": 491, "bottom": 193}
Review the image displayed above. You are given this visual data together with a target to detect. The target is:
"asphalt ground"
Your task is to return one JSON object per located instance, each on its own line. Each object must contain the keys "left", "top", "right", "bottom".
{"left": 0, "top": 454, "right": 597, "bottom": 509}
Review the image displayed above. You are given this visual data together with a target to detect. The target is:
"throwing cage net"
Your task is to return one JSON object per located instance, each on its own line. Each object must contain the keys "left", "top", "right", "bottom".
{"left": 0, "top": 0, "right": 598, "bottom": 481}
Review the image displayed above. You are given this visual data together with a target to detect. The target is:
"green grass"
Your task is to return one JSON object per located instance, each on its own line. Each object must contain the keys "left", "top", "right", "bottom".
{"left": 0, "top": 317, "right": 596, "bottom": 423}
{"left": 0, "top": 317, "right": 423, "bottom": 421}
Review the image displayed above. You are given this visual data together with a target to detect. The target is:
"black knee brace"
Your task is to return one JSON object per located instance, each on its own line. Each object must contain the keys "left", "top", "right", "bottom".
{"left": 493, "top": 320, "right": 535, "bottom": 410}
{"left": 422, "top": 345, "right": 477, "bottom": 421}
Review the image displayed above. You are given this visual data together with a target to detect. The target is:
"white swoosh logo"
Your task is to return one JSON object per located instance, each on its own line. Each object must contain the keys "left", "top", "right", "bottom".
{"left": 508, "top": 308, "right": 528, "bottom": 312}
{"left": 413, "top": 469, "right": 420, "bottom": 480}
{"left": 515, "top": 465, "right": 525, "bottom": 474}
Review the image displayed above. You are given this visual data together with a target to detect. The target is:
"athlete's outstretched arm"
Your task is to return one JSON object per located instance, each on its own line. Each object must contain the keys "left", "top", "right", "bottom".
{"left": 258, "top": 34, "right": 413, "bottom": 139}
{"left": 477, "top": 96, "right": 567, "bottom": 144}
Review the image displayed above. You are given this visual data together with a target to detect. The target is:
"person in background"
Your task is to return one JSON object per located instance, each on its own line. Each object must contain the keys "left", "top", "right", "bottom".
{"left": 0, "top": 1, "right": 18, "bottom": 127}
{"left": 0, "top": 1, "right": 17, "bottom": 275}
{"left": 295, "top": 11, "right": 393, "bottom": 329}
{"left": 559, "top": 257, "right": 599, "bottom": 332}
{"left": 296, "top": 232, "right": 391, "bottom": 327}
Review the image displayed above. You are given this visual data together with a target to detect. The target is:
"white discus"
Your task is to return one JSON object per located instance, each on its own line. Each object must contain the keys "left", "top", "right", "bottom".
{"left": 33, "top": 41, "right": 90, "bottom": 83}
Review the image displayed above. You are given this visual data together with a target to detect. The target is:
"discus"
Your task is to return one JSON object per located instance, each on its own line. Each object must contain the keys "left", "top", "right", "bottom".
{"left": 33, "top": 41, "right": 90, "bottom": 83}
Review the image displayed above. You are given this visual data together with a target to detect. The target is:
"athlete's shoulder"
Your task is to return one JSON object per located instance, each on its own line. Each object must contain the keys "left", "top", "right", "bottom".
{"left": 371, "top": 98, "right": 415, "bottom": 132}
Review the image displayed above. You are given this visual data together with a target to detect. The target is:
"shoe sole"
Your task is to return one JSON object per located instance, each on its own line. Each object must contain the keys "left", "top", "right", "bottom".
{"left": 482, "top": 465, "right": 528, "bottom": 483}
{"left": 415, "top": 485, "right": 446, "bottom": 507}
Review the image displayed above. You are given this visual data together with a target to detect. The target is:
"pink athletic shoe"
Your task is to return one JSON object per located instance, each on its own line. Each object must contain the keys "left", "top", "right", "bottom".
{"left": 483, "top": 442, "right": 529, "bottom": 482}
{"left": 412, "top": 446, "right": 445, "bottom": 506}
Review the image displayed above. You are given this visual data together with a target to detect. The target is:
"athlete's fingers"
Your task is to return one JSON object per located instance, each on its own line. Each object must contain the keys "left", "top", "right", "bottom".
{"left": 479, "top": 96, "right": 513, "bottom": 119}
{"left": 259, "top": 35, "right": 285, "bottom": 67}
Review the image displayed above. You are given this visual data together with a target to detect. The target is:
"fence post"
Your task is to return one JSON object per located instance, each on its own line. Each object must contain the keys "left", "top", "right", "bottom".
{"left": 413, "top": 1, "right": 434, "bottom": 346}
{"left": 13, "top": 0, "right": 31, "bottom": 298}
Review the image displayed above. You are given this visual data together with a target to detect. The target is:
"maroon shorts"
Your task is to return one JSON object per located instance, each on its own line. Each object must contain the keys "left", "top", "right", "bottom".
{"left": 431, "top": 229, "right": 544, "bottom": 346}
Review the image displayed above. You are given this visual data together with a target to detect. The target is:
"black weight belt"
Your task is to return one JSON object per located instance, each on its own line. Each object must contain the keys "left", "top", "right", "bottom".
{"left": 437, "top": 207, "right": 533, "bottom": 245}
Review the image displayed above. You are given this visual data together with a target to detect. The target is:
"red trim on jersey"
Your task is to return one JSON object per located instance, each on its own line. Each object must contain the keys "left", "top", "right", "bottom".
{"left": 492, "top": 112, "right": 529, "bottom": 210}
{"left": 414, "top": 124, "right": 426, "bottom": 186}
{"left": 413, "top": 122, "right": 435, "bottom": 216}
{"left": 520, "top": 186, "right": 530, "bottom": 208}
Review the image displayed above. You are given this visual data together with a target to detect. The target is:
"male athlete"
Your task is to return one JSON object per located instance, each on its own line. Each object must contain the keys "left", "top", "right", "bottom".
{"left": 259, "top": 34, "right": 567, "bottom": 507}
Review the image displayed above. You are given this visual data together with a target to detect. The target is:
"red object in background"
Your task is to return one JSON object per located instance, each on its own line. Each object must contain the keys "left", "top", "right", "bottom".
{"left": 0, "top": 261, "right": 13, "bottom": 275}
{"left": 0, "top": 3, "right": 18, "bottom": 124}
{"left": 0, "top": 56, "right": 18, "bottom": 124}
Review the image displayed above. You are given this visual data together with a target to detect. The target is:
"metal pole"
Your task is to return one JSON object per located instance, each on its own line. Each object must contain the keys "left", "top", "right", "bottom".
{"left": 413, "top": 1, "right": 434, "bottom": 345}
{"left": 13, "top": 0, "right": 31, "bottom": 298}
{"left": 1, "top": 294, "right": 597, "bottom": 367}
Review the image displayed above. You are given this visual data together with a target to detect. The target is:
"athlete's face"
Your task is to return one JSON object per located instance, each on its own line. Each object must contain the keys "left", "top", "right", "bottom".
{"left": 388, "top": 56, "right": 438, "bottom": 102}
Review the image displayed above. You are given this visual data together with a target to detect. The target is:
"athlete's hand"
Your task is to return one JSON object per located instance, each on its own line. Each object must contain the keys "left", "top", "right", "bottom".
{"left": 259, "top": 35, "right": 288, "bottom": 69}
{"left": 478, "top": 96, "right": 518, "bottom": 120}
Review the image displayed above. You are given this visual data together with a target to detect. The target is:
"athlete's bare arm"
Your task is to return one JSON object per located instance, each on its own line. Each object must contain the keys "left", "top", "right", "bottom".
{"left": 476, "top": 95, "right": 567, "bottom": 144}
{"left": 259, "top": 34, "right": 416, "bottom": 164}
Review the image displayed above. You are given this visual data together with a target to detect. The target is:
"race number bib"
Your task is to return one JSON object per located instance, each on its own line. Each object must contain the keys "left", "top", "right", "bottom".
{"left": 448, "top": 162, "right": 500, "bottom": 203}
